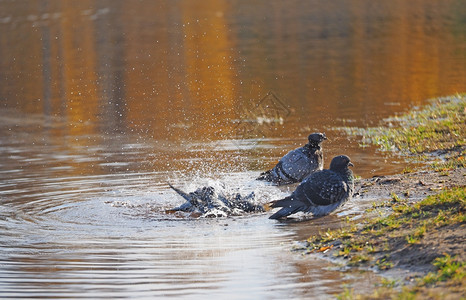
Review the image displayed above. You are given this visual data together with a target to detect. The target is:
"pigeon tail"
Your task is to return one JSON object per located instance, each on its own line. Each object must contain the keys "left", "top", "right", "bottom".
{"left": 268, "top": 196, "right": 307, "bottom": 219}
{"left": 167, "top": 182, "right": 192, "bottom": 202}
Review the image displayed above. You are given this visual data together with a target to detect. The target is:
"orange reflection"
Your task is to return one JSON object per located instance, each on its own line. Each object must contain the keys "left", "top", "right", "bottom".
{"left": 60, "top": 1, "right": 99, "bottom": 137}
{"left": 121, "top": 1, "right": 238, "bottom": 141}
{"left": 0, "top": 0, "right": 464, "bottom": 142}
{"left": 181, "top": 0, "right": 237, "bottom": 133}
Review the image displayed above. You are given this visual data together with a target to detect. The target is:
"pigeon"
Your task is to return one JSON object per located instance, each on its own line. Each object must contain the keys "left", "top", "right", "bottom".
{"left": 257, "top": 133, "right": 327, "bottom": 185}
{"left": 268, "top": 155, "right": 354, "bottom": 220}
{"left": 167, "top": 183, "right": 264, "bottom": 217}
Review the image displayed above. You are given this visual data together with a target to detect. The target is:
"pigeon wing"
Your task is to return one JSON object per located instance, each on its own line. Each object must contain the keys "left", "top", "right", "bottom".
{"left": 279, "top": 148, "right": 306, "bottom": 169}
{"left": 279, "top": 148, "right": 312, "bottom": 180}
{"left": 295, "top": 171, "right": 348, "bottom": 206}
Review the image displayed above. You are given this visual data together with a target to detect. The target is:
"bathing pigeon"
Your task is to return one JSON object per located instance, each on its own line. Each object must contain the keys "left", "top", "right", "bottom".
{"left": 167, "top": 183, "right": 264, "bottom": 217}
{"left": 257, "top": 132, "right": 327, "bottom": 185}
{"left": 269, "top": 155, "right": 354, "bottom": 220}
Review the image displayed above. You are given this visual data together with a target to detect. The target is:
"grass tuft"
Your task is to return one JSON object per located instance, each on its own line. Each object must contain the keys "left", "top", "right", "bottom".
{"left": 338, "top": 94, "right": 466, "bottom": 171}
{"left": 422, "top": 254, "right": 465, "bottom": 286}
{"left": 305, "top": 187, "right": 466, "bottom": 298}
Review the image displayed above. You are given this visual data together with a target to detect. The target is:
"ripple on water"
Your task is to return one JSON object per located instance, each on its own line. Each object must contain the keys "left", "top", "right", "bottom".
{"left": 0, "top": 169, "right": 380, "bottom": 299}
{"left": 0, "top": 128, "right": 378, "bottom": 298}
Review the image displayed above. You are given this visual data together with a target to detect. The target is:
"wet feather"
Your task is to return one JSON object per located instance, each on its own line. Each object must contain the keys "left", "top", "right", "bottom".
{"left": 269, "top": 155, "right": 354, "bottom": 219}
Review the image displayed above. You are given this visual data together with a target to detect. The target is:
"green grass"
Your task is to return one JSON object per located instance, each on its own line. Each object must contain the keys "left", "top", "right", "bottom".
{"left": 350, "top": 254, "right": 466, "bottom": 299}
{"left": 339, "top": 94, "right": 466, "bottom": 170}
{"left": 363, "top": 188, "right": 465, "bottom": 241}
{"left": 421, "top": 254, "right": 465, "bottom": 285}
{"left": 329, "top": 94, "right": 465, "bottom": 299}
{"left": 432, "top": 155, "right": 466, "bottom": 171}
{"left": 304, "top": 187, "right": 466, "bottom": 299}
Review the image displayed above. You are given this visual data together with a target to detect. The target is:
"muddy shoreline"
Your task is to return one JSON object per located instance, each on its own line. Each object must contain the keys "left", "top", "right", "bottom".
{"left": 301, "top": 168, "right": 465, "bottom": 298}
{"left": 355, "top": 167, "right": 465, "bottom": 205}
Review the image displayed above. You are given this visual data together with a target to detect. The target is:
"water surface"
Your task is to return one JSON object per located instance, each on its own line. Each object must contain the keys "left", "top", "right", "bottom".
{"left": 1, "top": 0, "right": 465, "bottom": 298}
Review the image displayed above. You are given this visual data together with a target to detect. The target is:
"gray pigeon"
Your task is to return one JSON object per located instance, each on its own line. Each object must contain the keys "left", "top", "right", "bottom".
{"left": 167, "top": 183, "right": 264, "bottom": 217}
{"left": 269, "top": 155, "right": 354, "bottom": 220}
{"left": 257, "top": 133, "right": 327, "bottom": 185}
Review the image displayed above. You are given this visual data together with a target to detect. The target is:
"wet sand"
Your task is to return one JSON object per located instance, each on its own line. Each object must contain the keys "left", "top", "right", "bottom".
{"left": 303, "top": 167, "right": 465, "bottom": 298}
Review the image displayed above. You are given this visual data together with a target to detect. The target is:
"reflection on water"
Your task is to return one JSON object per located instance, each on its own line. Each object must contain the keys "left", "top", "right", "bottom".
{"left": 0, "top": 0, "right": 465, "bottom": 298}
{"left": 1, "top": 0, "right": 465, "bottom": 175}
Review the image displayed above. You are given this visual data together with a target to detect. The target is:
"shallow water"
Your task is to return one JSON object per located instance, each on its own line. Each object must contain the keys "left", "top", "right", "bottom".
{"left": 1, "top": 121, "right": 383, "bottom": 298}
{"left": 1, "top": 0, "right": 465, "bottom": 298}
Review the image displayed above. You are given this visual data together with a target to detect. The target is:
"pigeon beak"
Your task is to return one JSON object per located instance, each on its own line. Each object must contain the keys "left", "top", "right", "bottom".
{"left": 348, "top": 162, "right": 354, "bottom": 167}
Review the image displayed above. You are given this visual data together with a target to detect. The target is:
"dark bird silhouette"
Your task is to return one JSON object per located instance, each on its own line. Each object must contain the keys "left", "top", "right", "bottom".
{"left": 269, "top": 155, "right": 354, "bottom": 220}
{"left": 167, "top": 183, "right": 264, "bottom": 217}
{"left": 257, "top": 133, "right": 327, "bottom": 185}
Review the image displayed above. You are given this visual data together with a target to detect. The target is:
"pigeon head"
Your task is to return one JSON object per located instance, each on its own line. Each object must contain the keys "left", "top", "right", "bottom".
{"left": 329, "top": 155, "right": 354, "bottom": 171}
{"left": 307, "top": 132, "right": 327, "bottom": 146}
